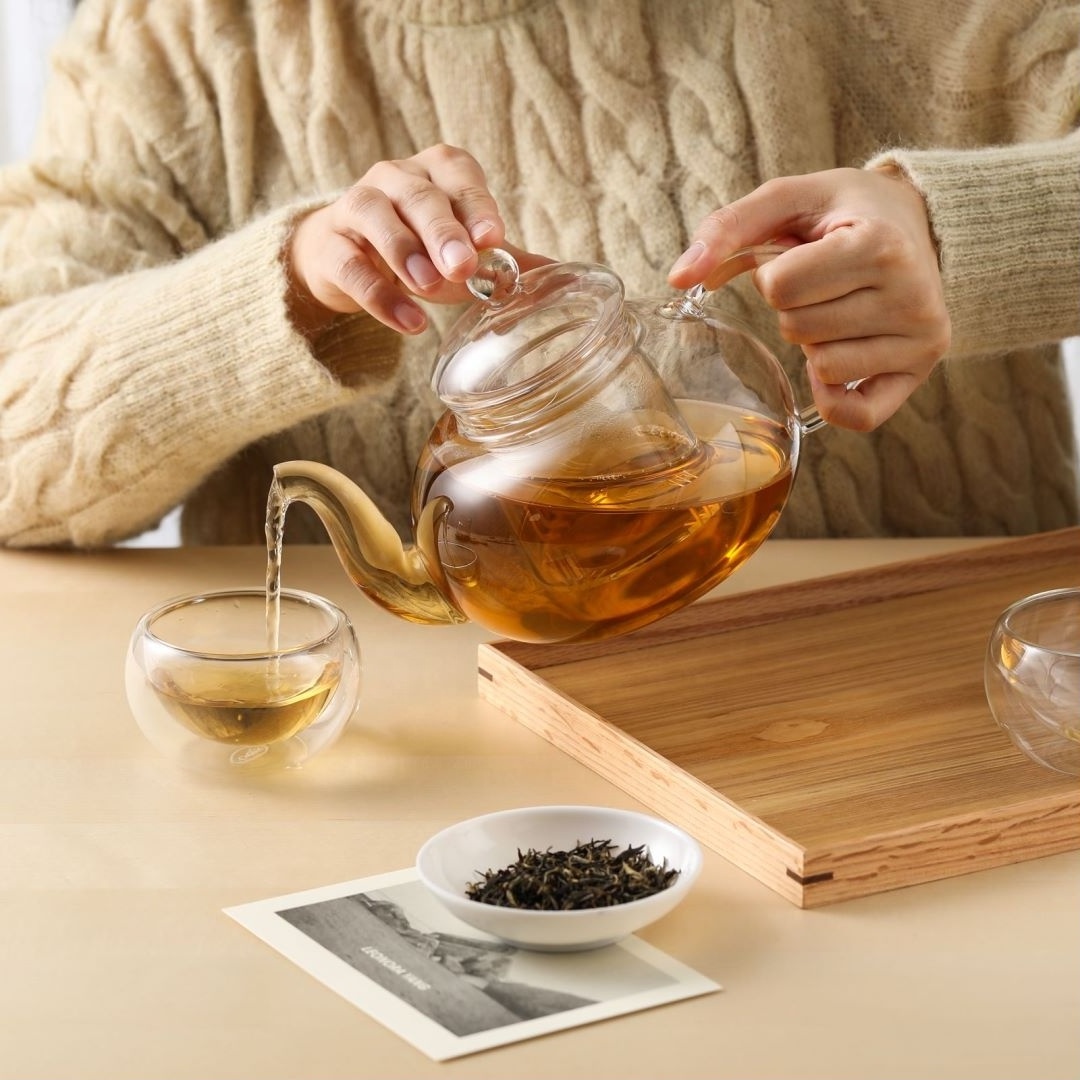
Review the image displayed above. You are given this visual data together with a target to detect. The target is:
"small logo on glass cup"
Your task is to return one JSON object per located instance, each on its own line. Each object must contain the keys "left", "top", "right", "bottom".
{"left": 230, "top": 745, "right": 270, "bottom": 765}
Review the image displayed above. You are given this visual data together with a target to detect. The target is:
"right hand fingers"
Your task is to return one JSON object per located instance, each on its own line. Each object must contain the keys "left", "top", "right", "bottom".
{"left": 349, "top": 144, "right": 504, "bottom": 291}
{"left": 290, "top": 144, "right": 519, "bottom": 334}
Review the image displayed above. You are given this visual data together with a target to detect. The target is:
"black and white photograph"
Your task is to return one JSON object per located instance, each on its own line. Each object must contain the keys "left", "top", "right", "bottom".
{"left": 225, "top": 869, "right": 720, "bottom": 1061}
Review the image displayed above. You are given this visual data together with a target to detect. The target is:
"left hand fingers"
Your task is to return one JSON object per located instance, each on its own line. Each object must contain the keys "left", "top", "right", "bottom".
{"left": 774, "top": 285, "right": 950, "bottom": 387}
{"left": 806, "top": 366, "right": 923, "bottom": 432}
{"left": 805, "top": 331, "right": 938, "bottom": 394}
{"left": 750, "top": 226, "right": 889, "bottom": 309}
{"left": 755, "top": 218, "right": 949, "bottom": 340}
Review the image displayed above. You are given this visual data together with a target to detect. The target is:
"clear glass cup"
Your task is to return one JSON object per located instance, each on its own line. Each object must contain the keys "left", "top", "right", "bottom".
{"left": 985, "top": 587, "right": 1080, "bottom": 777}
{"left": 125, "top": 588, "right": 361, "bottom": 775}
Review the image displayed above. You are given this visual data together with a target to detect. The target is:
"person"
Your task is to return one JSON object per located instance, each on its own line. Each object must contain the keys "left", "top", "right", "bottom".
{"left": 0, "top": 0, "right": 1077, "bottom": 549}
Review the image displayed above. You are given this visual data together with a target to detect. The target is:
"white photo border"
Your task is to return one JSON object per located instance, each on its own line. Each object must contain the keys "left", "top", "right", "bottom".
{"left": 224, "top": 867, "right": 720, "bottom": 1061}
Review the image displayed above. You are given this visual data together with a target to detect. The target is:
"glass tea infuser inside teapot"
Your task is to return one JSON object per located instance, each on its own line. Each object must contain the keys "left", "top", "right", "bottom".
{"left": 271, "top": 247, "right": 827, "bottom": 644}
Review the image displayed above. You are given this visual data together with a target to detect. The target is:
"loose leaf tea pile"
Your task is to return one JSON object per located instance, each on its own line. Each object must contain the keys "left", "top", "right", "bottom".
{"left": 465, "top": 838, "right": 679, "bottom": 910}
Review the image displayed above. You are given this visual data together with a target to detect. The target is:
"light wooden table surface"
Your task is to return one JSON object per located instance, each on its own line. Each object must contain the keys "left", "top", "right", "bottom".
{"left": 1, "top": 538, "right": 1077, "bottom": 1080}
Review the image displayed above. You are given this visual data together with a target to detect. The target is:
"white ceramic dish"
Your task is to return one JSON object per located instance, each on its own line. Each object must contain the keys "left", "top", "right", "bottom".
{"left": 415, "top": 805, "right": 702, "bottom": 952}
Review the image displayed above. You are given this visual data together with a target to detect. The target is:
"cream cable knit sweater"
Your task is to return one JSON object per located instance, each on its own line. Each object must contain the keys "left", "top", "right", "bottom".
{"left": 0, "top": 0, "right": 1077, "bottom": 547}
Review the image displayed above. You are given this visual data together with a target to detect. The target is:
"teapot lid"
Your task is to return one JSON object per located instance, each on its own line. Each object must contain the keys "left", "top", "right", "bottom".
{"left": 431, "top": 249, "right": 627, "bottom": 409}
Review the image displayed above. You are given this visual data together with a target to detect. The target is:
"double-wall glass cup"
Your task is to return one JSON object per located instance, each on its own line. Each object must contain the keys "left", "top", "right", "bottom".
{"left": 985, "top": 587, "right": 1080, "bottom": 777}
{"left": 126, "top": 588, "right": 361, "bottom": 775}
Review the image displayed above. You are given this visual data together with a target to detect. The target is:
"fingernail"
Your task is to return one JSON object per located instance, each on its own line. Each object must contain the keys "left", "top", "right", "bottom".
{"left": 394, "top": 302, "right": 426, "bottom": 333}
{"left": 405, "top": 252, "right": 440, "bottom": 289}
{"left": 469, "top": 219, "right": 497, "bottom": 243}
{"left": 440, "top": 239, "right": 474, "bottom": 271}
{"left": 670, "top": 241, "right": 706, "bottom": 276}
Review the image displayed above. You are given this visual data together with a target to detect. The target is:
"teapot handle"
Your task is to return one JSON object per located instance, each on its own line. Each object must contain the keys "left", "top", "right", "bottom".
{"left": 676, "top": 244, "right": 833, "bottom": 436}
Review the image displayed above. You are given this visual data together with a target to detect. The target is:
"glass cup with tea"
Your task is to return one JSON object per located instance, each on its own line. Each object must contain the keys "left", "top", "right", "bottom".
{"left": 125, "top": 588, "right": 361, "bottom": 775}
{"left": 985, "top": 587, "right": 1080, "bottom": 777}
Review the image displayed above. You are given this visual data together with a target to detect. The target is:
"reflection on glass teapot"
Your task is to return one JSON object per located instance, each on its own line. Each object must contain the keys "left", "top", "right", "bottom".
{"left": 270, "top": 247, "right": 826, "bottom": 644}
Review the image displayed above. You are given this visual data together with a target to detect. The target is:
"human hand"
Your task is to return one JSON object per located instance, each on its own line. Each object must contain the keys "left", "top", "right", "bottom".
{"left": 668, "top": 167, "right": 951, "bottom": 431}
{"left": 287, "top": 144, "right": 548, "bottom": 337}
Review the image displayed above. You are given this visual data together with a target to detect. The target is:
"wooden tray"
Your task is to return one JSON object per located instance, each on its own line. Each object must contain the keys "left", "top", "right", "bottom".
{"left": 477, "top": 528, "right": 1080, "bottom": 907}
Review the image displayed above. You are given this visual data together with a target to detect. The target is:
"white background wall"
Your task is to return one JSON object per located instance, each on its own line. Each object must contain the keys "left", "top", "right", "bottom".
{"left": 0, "top": 0, "right": 69, "bottom": 159}
{"left": 2, "top": 0, "right": 1079, "bottom": 546}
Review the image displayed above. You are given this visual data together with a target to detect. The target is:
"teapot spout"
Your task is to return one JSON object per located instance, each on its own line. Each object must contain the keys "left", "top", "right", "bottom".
{"left": 270, "top": 460, "right": 467, "bottom": 627}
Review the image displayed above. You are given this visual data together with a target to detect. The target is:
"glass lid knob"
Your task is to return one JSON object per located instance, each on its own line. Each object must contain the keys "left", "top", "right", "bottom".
{"left": 466, "top": 248, "right": 521, "bottom": 305}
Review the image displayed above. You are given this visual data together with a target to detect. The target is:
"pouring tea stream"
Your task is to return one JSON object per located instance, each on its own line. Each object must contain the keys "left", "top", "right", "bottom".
{"left": 270, "top": 247, "right": 827, "bottom": 644}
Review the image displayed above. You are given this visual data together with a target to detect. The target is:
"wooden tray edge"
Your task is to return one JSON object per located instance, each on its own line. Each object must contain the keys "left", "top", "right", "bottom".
{"left": 794, "top": 788, "right": 1080, "bottom": 906}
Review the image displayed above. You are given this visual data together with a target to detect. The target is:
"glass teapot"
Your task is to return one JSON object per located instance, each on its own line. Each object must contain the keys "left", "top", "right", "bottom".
{"left": 271, "top": 247, "right": 825, "bottom": 644}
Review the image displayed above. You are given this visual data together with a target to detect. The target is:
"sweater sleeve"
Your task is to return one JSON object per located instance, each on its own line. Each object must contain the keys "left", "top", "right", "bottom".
{"left": 867, "top": 132, "right": 1080, "bottom": 358}
{"left": 0, "top": 3, "right": 401, "bottom": 549}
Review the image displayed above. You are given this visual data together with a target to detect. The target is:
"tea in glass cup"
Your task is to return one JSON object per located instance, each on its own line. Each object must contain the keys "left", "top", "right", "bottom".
{"left": 985, "top": 587, "right": 1080, "bottom": 777}
{"left": 126, "top": 588, "right": 360, "bottom": 774}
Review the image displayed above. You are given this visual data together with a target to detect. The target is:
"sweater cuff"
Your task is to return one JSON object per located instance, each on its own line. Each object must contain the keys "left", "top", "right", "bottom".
{"left": 110, "top": 198, "right": 400, "bottom": 439}
{"left": 866, "top": 135, "right": 1080, "bottom": 357}
{"left": 277, "top": 197, "right": 406, "bottom": 387}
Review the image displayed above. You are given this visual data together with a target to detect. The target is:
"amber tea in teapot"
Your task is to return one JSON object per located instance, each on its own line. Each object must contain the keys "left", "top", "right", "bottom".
{"left": 410, "top": 399, "right": 790, "bottom": 642}
{"left": 269, "top": 248, "right": 822, "bottom": 645}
